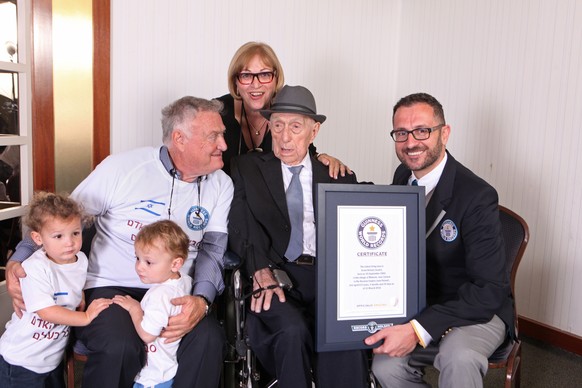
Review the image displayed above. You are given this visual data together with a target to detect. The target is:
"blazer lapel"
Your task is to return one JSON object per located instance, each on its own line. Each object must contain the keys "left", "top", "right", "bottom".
{"left": 393, "top": 164, "right": 410, "bottom": 186}
{"left": 258, "top": 153, "right": 330, "bottom": 220}
{"left": 393, "top": 152, "right": 456, "bottom": 238}
{"left": 258, "top": 152, "right": 289, "bottom": 219}
{"left": 425, "top": 152, "right": 455, "bottom": 237}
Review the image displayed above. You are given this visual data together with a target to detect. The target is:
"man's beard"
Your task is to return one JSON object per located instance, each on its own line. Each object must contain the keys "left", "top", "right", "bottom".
{"left": 398, "top": 137, "right": 444, "bottom": 172}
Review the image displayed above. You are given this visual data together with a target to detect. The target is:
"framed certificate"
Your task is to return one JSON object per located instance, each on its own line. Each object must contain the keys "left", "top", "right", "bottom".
{"left": 316, "top": 184, "right": 426, "bottom": 352}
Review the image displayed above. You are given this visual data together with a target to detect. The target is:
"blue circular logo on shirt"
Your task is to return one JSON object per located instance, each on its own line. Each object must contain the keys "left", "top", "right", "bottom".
{"left": 187, "top": 206, "right": 209, "bottom": 230}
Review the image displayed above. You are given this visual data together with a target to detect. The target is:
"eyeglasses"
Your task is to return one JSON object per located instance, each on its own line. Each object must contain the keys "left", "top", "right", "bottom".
{"left": 236, "top": 71, "right": 275, "bottom": 85}
{"left": 390, "top": 124, "right": 444, "bottom": 142}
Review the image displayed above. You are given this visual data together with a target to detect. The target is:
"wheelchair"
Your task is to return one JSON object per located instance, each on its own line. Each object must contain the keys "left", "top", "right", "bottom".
{"left": 220, "top": 251, "right": 265, "bottom": 388}
{"left": 219, "top": 251, "right": 377, "bottom": 388}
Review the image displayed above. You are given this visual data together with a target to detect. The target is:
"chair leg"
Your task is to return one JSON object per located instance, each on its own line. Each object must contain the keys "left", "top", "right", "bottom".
{"left": 66, "top": 349, "right": 75, "bottom": 388}
{"left": 504, "top": 345, "right": 521, "bottom": 388}
{"left": 65, "top": 349, "right": 88, "bottom": 387}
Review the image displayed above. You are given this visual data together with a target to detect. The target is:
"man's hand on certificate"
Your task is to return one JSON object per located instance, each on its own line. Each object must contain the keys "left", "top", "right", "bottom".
{"left": 364, "top": 322, "right": 419, "bottom": 357}
{"left": 250, "top": 268, "right": 286, "bottom": 313}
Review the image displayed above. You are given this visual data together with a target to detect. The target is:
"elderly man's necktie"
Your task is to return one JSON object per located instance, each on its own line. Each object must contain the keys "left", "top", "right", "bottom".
{"left": 285, "top": 166, "right": 304, "bottom": 261}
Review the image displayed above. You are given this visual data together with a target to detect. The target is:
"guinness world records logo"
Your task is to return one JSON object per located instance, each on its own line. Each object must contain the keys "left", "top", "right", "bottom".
{"left": 351, "top": 321, "right": 393, "bottom": 333}
{"left": 440, "top": 219, "right": 458, "bottom": 242}
{"left": 357, "top": 217, "right": 387, "bottom": 248}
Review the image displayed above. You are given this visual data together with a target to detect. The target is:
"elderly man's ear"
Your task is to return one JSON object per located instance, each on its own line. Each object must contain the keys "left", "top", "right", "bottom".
{"left": 310, "top": 122, "right": 321, "bottom": 142}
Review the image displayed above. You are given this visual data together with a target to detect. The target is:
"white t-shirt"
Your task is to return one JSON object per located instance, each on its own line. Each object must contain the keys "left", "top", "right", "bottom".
{"left": 72, "top": 146, "right": 233, "bottom": 290}
{"left": 135, "top": 274, "right": 193, "bottom": 386}
{"left": 0, "top": 250, "right": 88, "bottom": 373}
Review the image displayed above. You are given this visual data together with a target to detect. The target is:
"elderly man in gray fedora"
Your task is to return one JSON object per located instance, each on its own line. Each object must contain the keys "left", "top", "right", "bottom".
{"left": 228, "top": 85, "right": 370, "bottom": 387}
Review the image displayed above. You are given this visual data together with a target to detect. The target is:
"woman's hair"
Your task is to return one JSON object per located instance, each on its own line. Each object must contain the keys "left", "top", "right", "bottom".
{"left": 135, "top": 219, "right": 189, "bottom": 260}
{"left": 23, "top": 191, "right": 88, "bottom": 232}
{"left": 227, "top": 41, "right": 285, "bottom": 99}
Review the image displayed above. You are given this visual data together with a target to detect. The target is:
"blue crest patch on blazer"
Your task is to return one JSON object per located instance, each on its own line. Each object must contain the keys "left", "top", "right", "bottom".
{"left": 440, "top": 219, "right": 458, "bottom": 242}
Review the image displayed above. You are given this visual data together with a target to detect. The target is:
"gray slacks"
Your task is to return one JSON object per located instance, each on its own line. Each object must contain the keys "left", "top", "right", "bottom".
{"left": 371, "top": 315, "right": 506, "bottom": 388}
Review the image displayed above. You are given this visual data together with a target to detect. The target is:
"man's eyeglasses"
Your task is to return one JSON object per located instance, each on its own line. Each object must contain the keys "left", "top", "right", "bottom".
{"left": 236, "top": 71, "right": 275, "bottom": 85}
{"left": 390, "top": 124, "right": 444, "bottom": 142}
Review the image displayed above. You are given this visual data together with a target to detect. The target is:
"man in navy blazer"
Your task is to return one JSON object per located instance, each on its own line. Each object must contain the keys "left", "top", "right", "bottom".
{"left": 228, "top": 85, "right": 369, "bottom": 388}
{"left": 367, "top": 93, "right": 513, "bottom": 388}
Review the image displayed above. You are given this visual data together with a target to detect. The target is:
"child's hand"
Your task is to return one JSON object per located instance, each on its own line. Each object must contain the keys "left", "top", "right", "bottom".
{"left": 85, "top": 298, "right": 112, "bottom": 322}
{"left": 112, "top": 294, "right": 141, "bottom": 313}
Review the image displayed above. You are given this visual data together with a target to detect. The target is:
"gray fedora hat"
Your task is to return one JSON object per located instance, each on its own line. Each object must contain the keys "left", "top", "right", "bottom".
{"left": 260, "top": 85, "right": 327, "bottom": 123}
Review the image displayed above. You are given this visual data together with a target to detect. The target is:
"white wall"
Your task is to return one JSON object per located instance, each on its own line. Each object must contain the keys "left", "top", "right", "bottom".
{"left": 110, "top": 0, "right": 400, "bottom": 184}
{"left": 395, "top": 0, "right": 582, "bottom": 336}
{"left": 111, "top": 0, "right": 582, "bottom": 337}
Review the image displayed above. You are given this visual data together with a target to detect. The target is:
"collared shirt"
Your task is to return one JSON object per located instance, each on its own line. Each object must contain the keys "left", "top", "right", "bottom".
{"left": 409, "top": 153, "right": 448, "bottom": 204}
{"left": 409, "top": 152, "right": 448, "bottom": 347}
{"left": 281, "top": 154, "right": 316, "bottom": 257}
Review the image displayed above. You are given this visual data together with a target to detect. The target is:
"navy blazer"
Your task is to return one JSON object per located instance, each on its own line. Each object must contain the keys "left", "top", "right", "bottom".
{"left": 228, "top": 151, "right": 358, "bottom": 275}
{"left": 393, "top": 152, "right": 515, "bottom": 341}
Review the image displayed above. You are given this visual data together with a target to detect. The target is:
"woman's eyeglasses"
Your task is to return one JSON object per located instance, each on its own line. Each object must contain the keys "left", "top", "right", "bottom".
{"left": 236, "top": 71, "right": 275, "bottom": 85}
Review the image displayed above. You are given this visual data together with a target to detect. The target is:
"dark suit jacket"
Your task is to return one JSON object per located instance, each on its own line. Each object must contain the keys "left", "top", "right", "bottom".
{"left": 228, "top": 151, "right": 358, "bottom": 275}
{"left": 393, "top": 151, "right": 514, "bottom": 341}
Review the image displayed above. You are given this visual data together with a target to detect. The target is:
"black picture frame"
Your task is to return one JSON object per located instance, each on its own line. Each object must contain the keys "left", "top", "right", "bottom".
{"left": 316, "top": 183, "right": 426, "bottom": 352}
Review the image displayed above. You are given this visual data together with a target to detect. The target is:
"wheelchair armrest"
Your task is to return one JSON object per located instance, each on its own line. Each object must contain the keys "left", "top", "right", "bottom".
{"left": 224, "top": 250, "right": 242, "bottom": 270}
